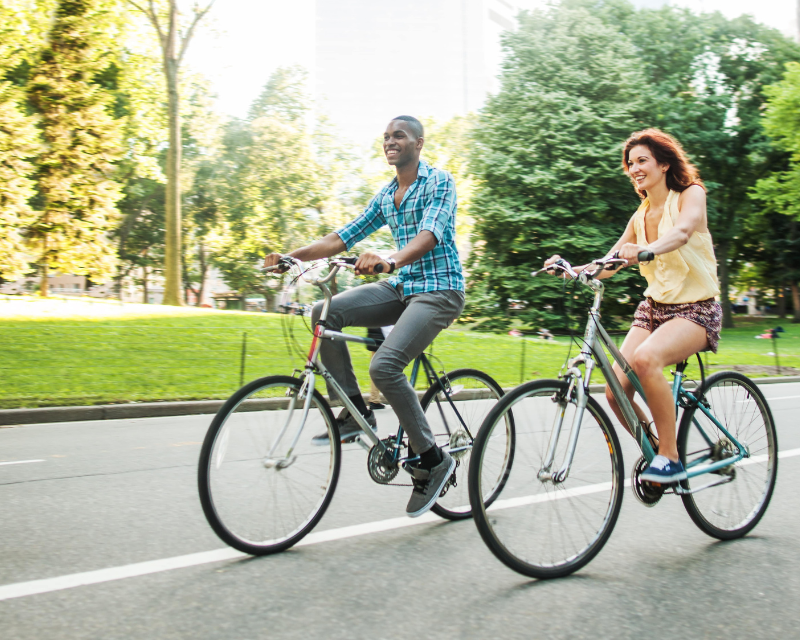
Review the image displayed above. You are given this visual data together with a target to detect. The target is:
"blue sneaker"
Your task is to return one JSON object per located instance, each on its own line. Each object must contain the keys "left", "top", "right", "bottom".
{"left": 640, "top": 455, "right": 687, "bottom": 483}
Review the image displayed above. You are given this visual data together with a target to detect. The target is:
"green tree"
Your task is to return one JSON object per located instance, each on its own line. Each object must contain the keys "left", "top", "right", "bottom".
{"left": 751, "top": 61, "right": 800, "bottom": 320}
{"left": 467, "top": 4, "right": 646, "bottom": 331}
{"left": 611, "top": 1, "right": 800, "bottom": 328}
{"left": 210, "top": 69, "right": 336, "bottom": 303}
{"left": 0, "top": 2, "right": 44, "bottom": 280}
{"left": 27, "top": 0, "right": 125, "bottom": 297}
{"left": 124, "top": 0, "right": 214, "bottom": 305}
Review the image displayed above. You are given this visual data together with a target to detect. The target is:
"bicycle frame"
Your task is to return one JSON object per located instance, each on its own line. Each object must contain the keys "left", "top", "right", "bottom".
{"left": 270, "top": 260, "right": 473, "bottom": 467}
{"left": 541, "top": 274, "right": 749, "bottom": 486}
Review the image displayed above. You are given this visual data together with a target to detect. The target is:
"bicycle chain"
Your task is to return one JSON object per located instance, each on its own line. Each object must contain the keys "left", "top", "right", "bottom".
{"left": 364, "top": 432, "right": 462, "bottom": 489}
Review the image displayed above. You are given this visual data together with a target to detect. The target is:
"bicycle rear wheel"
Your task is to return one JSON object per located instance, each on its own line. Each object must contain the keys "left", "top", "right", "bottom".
{"left": 677, "top": 371, "right": 777, "bottom": 540}
{"left": 469, "top": 379, "right": 624, "bottom": 579}
{"left": 420, "top": 369, "right": 513, "bottom": 520}
{"left": 198, "top": 375, "right": 341, "bottom": 555}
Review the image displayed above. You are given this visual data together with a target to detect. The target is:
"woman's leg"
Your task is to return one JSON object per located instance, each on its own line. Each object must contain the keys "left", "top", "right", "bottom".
{"left": 605, "top": 326, "right": 652, "bottom": 434}
{"left": 632, "top": 318, "right": 709, "bottom": 461}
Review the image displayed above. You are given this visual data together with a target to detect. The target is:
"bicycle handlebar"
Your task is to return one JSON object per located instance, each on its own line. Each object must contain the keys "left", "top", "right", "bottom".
{"left": 533, "top": 250, "right": 656, "bottom": 280}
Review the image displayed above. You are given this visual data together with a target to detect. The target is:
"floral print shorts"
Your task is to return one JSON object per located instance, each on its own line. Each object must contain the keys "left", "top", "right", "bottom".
{"left": 632, "top": 297, "right": 722, "bottom": 353}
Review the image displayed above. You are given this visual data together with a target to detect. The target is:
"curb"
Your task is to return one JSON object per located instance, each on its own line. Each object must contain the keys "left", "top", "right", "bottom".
{"left": 3, "top": 375, "right": 800, "bottom": 427}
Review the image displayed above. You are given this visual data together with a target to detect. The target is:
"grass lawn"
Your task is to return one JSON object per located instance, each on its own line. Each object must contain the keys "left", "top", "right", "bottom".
{"left": 1, "top": 299, "right": 798, "bottom": 409}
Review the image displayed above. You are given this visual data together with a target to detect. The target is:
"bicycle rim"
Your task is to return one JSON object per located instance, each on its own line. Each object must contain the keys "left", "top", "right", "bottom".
{"left": 678, "top": 372, "right": 777, "bottom": 540}
{"left": 469, "top": 379, "right": 623, "bottom": 579}
{"left": 423, "top": 369, "right": 513, "bottom": 520}
{"left": 198, "top": 375, "right": 341, "bottom": 555}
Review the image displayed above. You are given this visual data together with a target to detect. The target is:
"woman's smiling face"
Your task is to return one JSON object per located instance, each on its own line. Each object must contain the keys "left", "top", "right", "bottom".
{"left": 627, "top": 144, "right": 668, "bottom": 193}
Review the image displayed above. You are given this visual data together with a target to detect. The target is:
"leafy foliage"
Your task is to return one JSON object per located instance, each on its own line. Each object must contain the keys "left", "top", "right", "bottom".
{"left": 27, "top": 0, "right": 125, "bottom": 289}
{"left": 467, "top": 4, "right": 646, "bottom": 331}
{"left": 468, "top": 0, "right": 800, "bottom": 331}
{"left": 0, "top": 2, "right": 45, "bottom": 279}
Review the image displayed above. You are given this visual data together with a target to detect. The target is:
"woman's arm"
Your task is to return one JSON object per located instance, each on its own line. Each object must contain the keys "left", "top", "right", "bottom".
{"left": 618, "top": 185, "right": 706, "bottom": 264}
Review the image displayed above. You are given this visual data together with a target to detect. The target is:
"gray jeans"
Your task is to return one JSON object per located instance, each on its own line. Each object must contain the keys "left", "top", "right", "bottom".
{"left": 311, "top": 281, "right": 465, "bottom": 453}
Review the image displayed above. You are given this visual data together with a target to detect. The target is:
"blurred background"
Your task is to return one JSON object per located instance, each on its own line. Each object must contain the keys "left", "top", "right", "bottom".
{"left": 3, "top": 0, "right": 800, "bottom": 408}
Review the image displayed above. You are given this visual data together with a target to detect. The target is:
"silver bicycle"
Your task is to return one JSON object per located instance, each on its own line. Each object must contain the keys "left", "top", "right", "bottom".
{"left": 468, "top": 253, "right": 778, "bottom": 579}
{"left": 198, "top": 257, "right": 515, "bottom": 555}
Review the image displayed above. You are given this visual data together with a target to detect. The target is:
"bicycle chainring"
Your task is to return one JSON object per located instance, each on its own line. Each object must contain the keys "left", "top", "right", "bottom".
{"left": 367, "top": 438, "right": 400, "bottom": 484}
{"left": 632, "top": 455, "right": 664, "bottom": 507}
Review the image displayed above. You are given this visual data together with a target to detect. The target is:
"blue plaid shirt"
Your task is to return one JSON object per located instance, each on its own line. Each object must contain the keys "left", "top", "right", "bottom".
{"left": 336, "top": 160, "right": 465, "bottom": 295}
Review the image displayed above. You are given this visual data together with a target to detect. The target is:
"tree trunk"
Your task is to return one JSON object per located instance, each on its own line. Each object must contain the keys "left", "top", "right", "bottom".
{"left": 161, "top": 3, "right": 182, "bottom": 306}
{"left": 195, "top": 242, "right": 208, "bottom": 305}
{"left": 792, "top": 282, "right": 800, "bottom": 323}
{"left": 717, "top": 242, "right": 734, "bottom": 329}
{"left": 142, "top": 266, "right": 149, "bottom": 304}
{"left": 777, "top": 284, "right": 787, "bottom": 319}
{"left": 40, "top": 260, "right": 49, "bottom": 297}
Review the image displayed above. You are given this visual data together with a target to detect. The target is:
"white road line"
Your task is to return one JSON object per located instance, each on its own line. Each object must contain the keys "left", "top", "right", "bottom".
{"left": 2, "top": 448, "right": 799, "bottom": 603}
{"left": 0, "top": 459, "right": 45, "bottom": 467}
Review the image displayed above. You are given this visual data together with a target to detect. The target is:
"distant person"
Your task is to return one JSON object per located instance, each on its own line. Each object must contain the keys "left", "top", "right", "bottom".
{"left": 263, "top": 116, "right": 464, "bottom": 518}
{"left": 544, "top": 128, "right": 720, "bottom": 484}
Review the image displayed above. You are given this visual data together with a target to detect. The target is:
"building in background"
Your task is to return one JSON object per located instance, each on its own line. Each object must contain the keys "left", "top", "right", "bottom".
{"left": 314, "top": 0, "right": 529, "bottom": 147}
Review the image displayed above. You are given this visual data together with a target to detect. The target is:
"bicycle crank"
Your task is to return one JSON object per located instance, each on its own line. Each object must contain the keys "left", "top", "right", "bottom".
{"left": 631, "top": 455, "right": 663, "bottom": 507}
{"left": 367, "top": 438, "right": 400, "bottom": 484}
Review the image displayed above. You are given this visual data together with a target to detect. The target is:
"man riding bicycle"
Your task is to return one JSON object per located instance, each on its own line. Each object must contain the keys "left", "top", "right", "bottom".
{"left": 263, "top": 116, "right": 464, "bottom": 518}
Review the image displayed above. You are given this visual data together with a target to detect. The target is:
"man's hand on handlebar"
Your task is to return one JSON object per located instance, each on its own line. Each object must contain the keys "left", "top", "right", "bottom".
{"left": 354, "top": 251, "right": 390, "bottom": 276}
{"left": 263, "top": 252, "right": 292, "bottom": 273}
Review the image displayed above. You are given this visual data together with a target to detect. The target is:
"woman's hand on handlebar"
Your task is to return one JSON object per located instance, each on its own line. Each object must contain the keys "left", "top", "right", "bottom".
{"left": 543, "top": 255, "right": 568, "bottom": 276}
{"left": 355, "top": 251, "right": 390, "bottom": 276}
{"left": 617, "top": 243, "right": 649, "bottom": 265}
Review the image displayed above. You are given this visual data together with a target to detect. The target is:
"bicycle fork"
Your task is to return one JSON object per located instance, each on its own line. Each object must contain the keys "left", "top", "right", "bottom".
{"left": 263, "top": 372, "right": 317, "bottom": 470}
{"left": 538, "top": 370, "right": 589, "bottom": 484}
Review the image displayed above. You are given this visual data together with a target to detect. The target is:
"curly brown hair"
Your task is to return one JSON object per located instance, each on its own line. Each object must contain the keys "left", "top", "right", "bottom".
{"left": 622, "top": 128, "right": 704, "bottom": 198}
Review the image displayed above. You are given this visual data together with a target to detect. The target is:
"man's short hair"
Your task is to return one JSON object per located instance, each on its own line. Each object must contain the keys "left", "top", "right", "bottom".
{"left": 391, "top": 115, "right": 424, "bottom": 139}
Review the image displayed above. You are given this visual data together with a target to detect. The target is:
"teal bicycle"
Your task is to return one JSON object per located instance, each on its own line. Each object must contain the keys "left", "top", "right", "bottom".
{"left": 468, "top": 253, "right": 778, "bottom": 579}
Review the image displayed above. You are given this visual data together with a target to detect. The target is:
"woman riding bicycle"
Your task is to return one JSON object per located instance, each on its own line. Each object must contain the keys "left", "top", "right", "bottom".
{"left": 546, "top": 128, "right": 721, "bottom": 484}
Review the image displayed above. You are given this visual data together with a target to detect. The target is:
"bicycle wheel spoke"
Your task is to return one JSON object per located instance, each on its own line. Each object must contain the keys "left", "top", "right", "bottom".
{"left": 198, "top": 376, "right": 340, "bottom": 555}
{"left": 424, "top": 370, "right": 511, "bottom": 520}
{"left": 470, "top": 380, "right": 623, "bottom": 579}
{"left": 678, "top": 373, "right": 777, "bottom": 539}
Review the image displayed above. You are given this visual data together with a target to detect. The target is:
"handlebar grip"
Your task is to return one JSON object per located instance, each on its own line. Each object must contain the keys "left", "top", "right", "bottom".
{"left": 373, "top": 262, "right": 384, "bottom": 274}
{"left": 638, "top": 250, "right": 654, "bottom": 262}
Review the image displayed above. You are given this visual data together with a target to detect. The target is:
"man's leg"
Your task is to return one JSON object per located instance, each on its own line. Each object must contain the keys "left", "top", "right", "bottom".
{"left": 369, "top": 289, "right": 465, "bottom": 455}
{"left": 310, "top": 281, "right": 405, "bottom": 401}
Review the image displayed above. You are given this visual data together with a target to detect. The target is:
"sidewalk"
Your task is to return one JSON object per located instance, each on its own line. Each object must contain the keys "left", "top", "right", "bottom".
{"left": 3, "top": 376, "right": 800, "bottom": 427}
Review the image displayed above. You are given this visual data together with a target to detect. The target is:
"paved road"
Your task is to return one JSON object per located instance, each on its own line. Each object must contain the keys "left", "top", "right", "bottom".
{"left": 2, "top": 383, "right": 800, "bottom": 639}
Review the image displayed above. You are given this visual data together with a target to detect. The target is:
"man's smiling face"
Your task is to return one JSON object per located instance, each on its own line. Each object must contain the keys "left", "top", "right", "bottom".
{"left": 383, "top": 120, "right": 423, "bottom": 167}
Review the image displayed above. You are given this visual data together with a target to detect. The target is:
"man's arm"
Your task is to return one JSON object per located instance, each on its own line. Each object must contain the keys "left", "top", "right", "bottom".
{"left": 263, "top": 233, "right": 346, "bottom": 268}
{"left": 354, "top": 231, "right": 437, "bottom": 275}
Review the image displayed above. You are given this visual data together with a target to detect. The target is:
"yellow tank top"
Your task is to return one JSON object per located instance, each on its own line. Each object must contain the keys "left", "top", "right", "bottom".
{"left": 633, "top": 190, "right": 720, "bottom": 304}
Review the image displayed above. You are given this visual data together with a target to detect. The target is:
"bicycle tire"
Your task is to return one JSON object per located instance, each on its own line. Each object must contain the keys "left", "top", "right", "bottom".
{"left": 469, "top": 379, "right": 624, "bottom": 579}
{"left": 677, "top": 371, "right": 777, "bottom": 540}
{"left": 198, "top": 375, "right": 341, "bottom": 555}
{"left": 419, "top": 369, "right": 514, "bottom": 521}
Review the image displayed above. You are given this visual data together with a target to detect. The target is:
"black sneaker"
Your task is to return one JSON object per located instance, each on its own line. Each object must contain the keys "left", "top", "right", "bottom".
{"left": 312, "top": 408, "right": 377, "bottom": 445}
{"left": 405, "top": 450, "right": 456, "bottom": 518}
{"left": 368, "top": 401, "right": 386, "bottom": 411}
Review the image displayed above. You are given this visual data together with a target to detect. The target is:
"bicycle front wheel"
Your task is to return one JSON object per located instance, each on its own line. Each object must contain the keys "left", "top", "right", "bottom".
{"left": 678, "top": 371, "right": 777, "bottom": 540}
{"left": 420, "top": 369, "right": 513, "bottom": 520}
{"left": 469, "top": 379, "right": 624, "bottom": 579}
{"left": 198, "top": 375, "right": 341, "bottom": 555}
